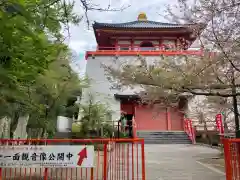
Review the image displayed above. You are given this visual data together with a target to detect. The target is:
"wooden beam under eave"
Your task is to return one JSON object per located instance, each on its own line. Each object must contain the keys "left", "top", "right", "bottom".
{"left": 96, "top": 28, "right": 193, "bottom": 33}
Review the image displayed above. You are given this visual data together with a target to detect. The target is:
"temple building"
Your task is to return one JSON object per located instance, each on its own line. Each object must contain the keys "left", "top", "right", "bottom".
{"left": 82, "top": 13, "right": 206, "bottom": 143}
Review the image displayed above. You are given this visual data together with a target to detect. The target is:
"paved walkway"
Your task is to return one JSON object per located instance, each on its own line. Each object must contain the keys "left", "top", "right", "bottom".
{"left": 2, "top": 144, "right": 226, "bottom": 180}
{"left": 145, "top": 144, "right": 225, "bottom": 180}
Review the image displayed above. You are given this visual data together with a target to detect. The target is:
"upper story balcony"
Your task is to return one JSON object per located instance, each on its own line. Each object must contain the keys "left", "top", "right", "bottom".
{"left": 85, "top": 44, "right": 205, "bottom": 59}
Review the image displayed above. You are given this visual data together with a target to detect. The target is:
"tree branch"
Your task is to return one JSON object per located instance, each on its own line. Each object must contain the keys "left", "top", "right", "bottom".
{"left": 185, "top": 88, "right": 240, "bottom": 97}
{"left": 134, "top": 77, "right": 240, "bottom": 90}
{"left": 79, "top": 0, "right": 130, "bottom": 28}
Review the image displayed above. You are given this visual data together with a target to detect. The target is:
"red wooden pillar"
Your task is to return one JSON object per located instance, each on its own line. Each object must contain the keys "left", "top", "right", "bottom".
{"left": 166, "top": 107, "right": 171, "bottom": 130}
{"left": 115, "top": 38, "right": 118, "bottom": 50}
{"left": 158, "top": 39, "right": 162, "bottom": 50}
{"left": 182, "top": 112, "right": 185, "bottom": 130}
{"left": 131, "top": 38, "right": 134, "bottom": 50}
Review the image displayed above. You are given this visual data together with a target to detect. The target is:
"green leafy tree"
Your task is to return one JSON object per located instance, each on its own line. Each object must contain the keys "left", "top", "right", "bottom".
{"left": 0, "top": 0, "right": 129, "bottom": 138}
{"left": 78, "top": 94, "right": 113, "bottom": 137}
{"left": 26, "top": 51, "right": 86, "bottom": 138}
{"left": 0, "top": 0, "right": 80, "bottom": 137}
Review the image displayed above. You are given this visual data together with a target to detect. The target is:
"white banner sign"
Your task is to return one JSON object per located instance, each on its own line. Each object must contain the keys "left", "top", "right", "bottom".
{"left": 0, "top": 145, "right": 94, "bottom": 168}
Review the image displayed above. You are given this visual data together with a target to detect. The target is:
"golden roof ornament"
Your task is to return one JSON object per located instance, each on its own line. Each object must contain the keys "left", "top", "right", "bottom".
{"left": 137, "top": 12, "right": 147, "bottom": 21}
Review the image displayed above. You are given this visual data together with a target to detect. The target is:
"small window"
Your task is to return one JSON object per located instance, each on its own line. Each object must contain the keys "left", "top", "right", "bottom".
{"left": 120, "top": 47, "right": 129, "bottom": 50}
{"left": 140, "top": 42, "right": 155, "bottom": 51}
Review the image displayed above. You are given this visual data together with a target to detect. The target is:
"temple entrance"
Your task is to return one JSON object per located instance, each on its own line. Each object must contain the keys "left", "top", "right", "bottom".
{"left": 118, "top": 113, "right": 134, "bottom": 138}
{"left": 125, "top": 114, "right": 133, "bottom": 138}
{"left": 115, "top": 94, "right": 185, "bottom": 133}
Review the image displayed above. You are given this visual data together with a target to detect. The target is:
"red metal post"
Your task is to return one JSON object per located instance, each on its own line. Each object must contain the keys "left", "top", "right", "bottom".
{"left": 44, "top": 168, "right": 48, "bottom": 180}
{"left": 224, "top": 139, "right": 233, "bottom": 180}
{"left": 141, "top": 140, "right": 146, "bottom": 180}
{"left": 0, "top": 168, "right": 2, "bottom": 180}
{"left": 90, "top": 167, "right": 94, "bottom": 180}
{"left": 132, "top": 142, "right": 134, "bottom": 180}
{"left": 103, "top": 143, "right": 108, "bottom": 180}
{"left": 44, "top": 140, "right": 48, "bottom": 180}
{"left": 166, "top": 107, "right": 171, "bottom": 131}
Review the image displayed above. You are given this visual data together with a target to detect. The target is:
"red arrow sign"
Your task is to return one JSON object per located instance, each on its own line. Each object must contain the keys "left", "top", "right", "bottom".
{"left": 77, "top": 147, "right": 87, "bottom": 166}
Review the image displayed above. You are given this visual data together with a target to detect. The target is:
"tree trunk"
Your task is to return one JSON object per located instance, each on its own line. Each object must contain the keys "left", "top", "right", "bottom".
{"left": 10, "top": 112, "right": 19, "bottom": 138}
{"left": 231, "top": 70, "right": 240, "bottom": 137}
{"left": 0, "top": 116, "right": 11, "bottom": 139}
{"left": 13, "top": 114, "right": 29, "bottom": 139}
{"left": 222, "top": 112, "right": 229, "bottom": 133}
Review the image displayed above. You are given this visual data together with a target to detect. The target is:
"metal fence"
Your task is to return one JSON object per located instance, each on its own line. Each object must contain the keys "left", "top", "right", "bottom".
{"left": 0, "top": 138, "right": 145, "bottom": 180}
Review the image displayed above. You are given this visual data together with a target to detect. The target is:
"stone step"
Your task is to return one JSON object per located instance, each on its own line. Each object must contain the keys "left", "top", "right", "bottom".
{"left": 141, "top": 136, "right": 190, "bottom": 139}
{"left": 138, "top": 134, "right": 189, "bottom": 138}
{"left": 144, "top": 140, "right": 192, "bottom": 144}
{"left": 142, "top": 138, "right": 190, "bottom": 141}
{"left": 137, "top": 131, "right": 187, "bottom": 135}
{"left": 137, "top": 131, "right": 192, "bottom": 144}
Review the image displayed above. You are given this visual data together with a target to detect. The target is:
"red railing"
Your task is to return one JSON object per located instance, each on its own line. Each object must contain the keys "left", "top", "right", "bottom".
{"left": 223, "top": 138, "right": 240, "bottom": 180}
{"left": 85, "top": 46, "right": 209, "bottom": 59}
{"left": 184, "top": 119, "right": 196, "bottom": 144}
{"left": 0, "top": 138, "right": 145, "bottom": 180}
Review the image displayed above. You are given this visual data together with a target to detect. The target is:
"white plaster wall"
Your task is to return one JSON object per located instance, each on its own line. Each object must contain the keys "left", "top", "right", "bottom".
{"left": 81, "top": 55, "right": 165, "bottom": 121}
{"left": 57, "top": 116, "right": 72, "bottom": 132}
{"left": 82, "top": 56, "right": 121, "bottom": 121}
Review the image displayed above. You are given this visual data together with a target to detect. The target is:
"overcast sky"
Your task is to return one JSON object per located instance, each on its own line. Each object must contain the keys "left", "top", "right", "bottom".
{"left": 67, "top": 0, "right": 176, "bottom": 75}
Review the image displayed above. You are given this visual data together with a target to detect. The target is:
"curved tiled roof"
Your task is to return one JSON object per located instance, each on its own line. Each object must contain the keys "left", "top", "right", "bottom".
{"left": 93, "top": 21, "right": 200, "bottom": 29}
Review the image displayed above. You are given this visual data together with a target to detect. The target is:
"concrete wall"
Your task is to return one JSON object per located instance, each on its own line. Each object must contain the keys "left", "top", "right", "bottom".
{"left": 82, "top": 56, "right": 120, "bottom": 121}
{"left": 82, "top": 56, "right": 165, "bottom": 121}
